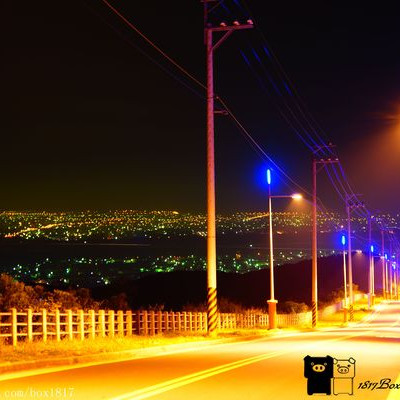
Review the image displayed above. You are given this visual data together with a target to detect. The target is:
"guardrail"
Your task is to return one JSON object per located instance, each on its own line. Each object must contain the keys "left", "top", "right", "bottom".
{"left": 0, "top": 309, "right": 312, "bottom": 346}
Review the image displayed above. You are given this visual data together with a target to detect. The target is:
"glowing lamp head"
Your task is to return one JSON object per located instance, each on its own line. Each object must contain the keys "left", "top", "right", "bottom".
{"left": 267, "top": 169, "right": 271, "bottom": 185}
{"left": 291, "top": 193, "right": 302, "bottom": 200}
{"left": 370, "top": 245, "right": 374, "bottom": 253}
{"left": 385, "top": 253, "right": 388, "bottom": 260}
{"left": 341, "top": 235, "right": 346, "bottom": 246}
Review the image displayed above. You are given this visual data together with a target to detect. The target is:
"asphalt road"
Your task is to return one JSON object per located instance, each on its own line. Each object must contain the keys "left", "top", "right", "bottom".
{"left": 1, "top": 301, "right": 400, "bottom": 400}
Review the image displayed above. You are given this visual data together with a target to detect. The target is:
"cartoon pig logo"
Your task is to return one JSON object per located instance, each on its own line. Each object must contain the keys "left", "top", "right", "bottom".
{"left": 333, "top": 357, "right": 356, "bottom": 395}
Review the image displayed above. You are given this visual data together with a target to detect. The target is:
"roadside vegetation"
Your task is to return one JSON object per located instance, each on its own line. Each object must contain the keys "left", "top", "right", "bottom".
{"left": 0, "top": 273, "right": 128, "bottom": 311}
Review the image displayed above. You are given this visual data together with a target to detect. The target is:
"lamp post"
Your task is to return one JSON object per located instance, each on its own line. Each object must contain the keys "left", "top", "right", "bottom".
{"left": 266, "top": 169, "right": 302, "bottom": 329}
{"left": 370, "top": 245, "right": 375, "bottom": 306}
{"left": 381, "top": 231, "right": 386, "bottom": 299}
{"left": 341, "top": 235, "right": 348, "bottom": 322}
{"left": 385, "top": 253, "right": 389, "bottom": 299}
{"left": 396, "top": 254, "right": 399, "bottom": 300}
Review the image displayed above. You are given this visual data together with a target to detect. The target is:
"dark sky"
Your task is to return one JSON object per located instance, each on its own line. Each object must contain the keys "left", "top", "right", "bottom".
{"left": 2, "top": 1, "right": 400, "bottom": 213}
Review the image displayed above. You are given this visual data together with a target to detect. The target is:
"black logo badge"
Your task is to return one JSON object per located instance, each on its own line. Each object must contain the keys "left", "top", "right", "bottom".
{"left": 304, "top": 355, "right": 356, "bottom": 396}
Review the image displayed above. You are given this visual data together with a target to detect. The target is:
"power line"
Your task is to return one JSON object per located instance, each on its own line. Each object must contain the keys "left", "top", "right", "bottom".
{"left": 96, "top": 0, "right": 312, "bottom": 200}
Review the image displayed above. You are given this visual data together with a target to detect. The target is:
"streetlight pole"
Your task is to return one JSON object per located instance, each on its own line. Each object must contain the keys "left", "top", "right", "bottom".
{"left": 341, "top": 235, "right": 348, "bottom": 322}
{"left": 371, "top": 245, "right": 375, "bottom": 306}
{"left": 267, "top": 169, "right": 277, "bottom": 329}
{"left": 266, "top": 169, "right": 302, "bottom": 329}
{"left": 396, "top": 253, "right": 399, "bottom": 301}
{"left": 381, "top": 230, "right": 386, "bottom": 300}
{"left": 389, "top": 239, "right": 393, "bottom": 300}
{"left": 203, "top": 1, "right": 253, "bottom": 334}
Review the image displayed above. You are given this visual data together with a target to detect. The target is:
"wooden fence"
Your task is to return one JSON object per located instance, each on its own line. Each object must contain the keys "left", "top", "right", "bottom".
{"left": 0, "top": 309, "right": 311, "bottom": 346}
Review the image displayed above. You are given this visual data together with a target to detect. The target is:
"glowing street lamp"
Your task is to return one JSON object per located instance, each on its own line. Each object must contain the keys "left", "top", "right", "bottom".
{"left": 341, "top": 235, "right": 348, "bottom": 322}
{"left": 385, "top": 253, "right": 389, "bottom": 299}
{"left": 266, "top": 169, "right": 302, "bottom": 329}
{"left": 370, "top": 245, "right": 375, "bottom": 305}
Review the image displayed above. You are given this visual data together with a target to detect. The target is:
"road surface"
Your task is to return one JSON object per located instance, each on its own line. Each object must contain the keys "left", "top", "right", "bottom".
{"left": 1, "top": 301, "right": 400, "bottom": 399}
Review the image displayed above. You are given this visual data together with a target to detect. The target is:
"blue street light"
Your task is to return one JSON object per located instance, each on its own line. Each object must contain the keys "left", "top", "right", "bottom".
{"left": 267, "top": 169, "right": 271, "bottom": 185}
{"left": 385, "top": 253, "right": 388, "bottom": 260}
{"left": 341, "top": 234, "right": 348, "bottom": 321}
{"left": 370, "top": 245, "right": 374, "bottom": 253}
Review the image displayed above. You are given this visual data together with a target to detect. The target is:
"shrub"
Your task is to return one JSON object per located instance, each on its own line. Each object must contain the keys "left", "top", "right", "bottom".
{"left": 279, "top": 301, "right": 309, "bottom": 314}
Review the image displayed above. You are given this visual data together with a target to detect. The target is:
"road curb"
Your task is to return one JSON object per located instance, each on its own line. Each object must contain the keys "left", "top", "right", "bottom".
{"left": 0, "top": 335, "right": 264, "bottom": 375}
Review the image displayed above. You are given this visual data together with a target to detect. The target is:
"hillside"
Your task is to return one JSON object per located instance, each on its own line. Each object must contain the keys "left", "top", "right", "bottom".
{"left": 91, "top": 253, "right": 378, "bottom": 311}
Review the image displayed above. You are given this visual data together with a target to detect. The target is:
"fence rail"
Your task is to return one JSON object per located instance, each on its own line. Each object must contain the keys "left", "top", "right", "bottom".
{"left": 0, "top": 308, "right": 311, "bottom": 346}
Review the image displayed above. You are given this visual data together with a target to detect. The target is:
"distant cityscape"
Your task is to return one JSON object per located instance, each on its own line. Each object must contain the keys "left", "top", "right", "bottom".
{"left": 0, "top": 210, "right": 398, "bottom": 241}
{"left": 0, "top": 210, "right": 397, "bottom": 288}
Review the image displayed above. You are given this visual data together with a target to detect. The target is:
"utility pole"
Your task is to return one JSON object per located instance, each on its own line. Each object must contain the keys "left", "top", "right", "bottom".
{"left": 345, "top": 194, "right": 364, "bottom": 321}
{"left": 389, "top": 237, "right": 393, "bottom": 300}
{"left": 381, "top": 230, "right": 386, "bottom": 300}
{"left": 312, "top": 158, "right": 317, "bottom": 328}
{"left": 346, "top": 200, "right": 353, "bottom": 321}
{"left": 311, "top": 148, "right": 338, "bottom": 328}
{"left": 396, "top": 253, "right": 400, "bottom": 301}
{"left": 368, "top": 213, "right": 374, "bottom": 307}
{"left": 203, "top": 0, "right": 253, "bottom": 334}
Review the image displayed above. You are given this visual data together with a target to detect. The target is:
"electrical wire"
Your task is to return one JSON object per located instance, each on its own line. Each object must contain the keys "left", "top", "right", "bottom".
{"left": 97, "top": 0, "right": 313, "bottom": 200}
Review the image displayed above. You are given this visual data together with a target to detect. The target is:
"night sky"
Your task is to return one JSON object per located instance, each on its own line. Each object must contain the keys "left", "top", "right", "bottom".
{"left": 3, "top": 1, "right": 400, "bottom": 213}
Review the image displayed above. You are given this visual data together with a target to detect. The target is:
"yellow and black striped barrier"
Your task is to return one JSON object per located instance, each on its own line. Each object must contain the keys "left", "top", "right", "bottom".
{"left": 207, "top": 287, "right": 218, "bottom": 334}
{"left": 312, "top": 301, "right": 317, "bottom": 328}
{"left": 349, "top": 304, "right": 354, "bottom": 321}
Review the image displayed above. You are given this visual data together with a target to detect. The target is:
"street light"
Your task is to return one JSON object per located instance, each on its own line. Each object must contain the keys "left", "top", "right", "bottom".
{"left": 370, "top": 245, "right": 375, "bottom": 306}
{"left": 266, "top": 169, "right": 302, "bottom": 329}
{"left": 385, "top": 253, "right": 389, "bottom": 299}
{"left": 341, "top": 235, "right": 348, "bottom": 322}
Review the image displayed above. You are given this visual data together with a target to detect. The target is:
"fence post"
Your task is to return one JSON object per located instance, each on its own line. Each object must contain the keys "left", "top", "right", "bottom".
{"left": 164, "top": 311, "right": 169, "bottom": 333}
{"left": 55, "top": 309, "right": 61, "bottom": 341}
{"left": 99, "top": 310, "right": 106, "bottom": 337}
{"left": 41, "top": 309, "right": 47, "bottom": 343}
{"left": 27, "top": 308, "right": 33, "bottom": 342}
{"left": 11, "top": 308, "right": 17, "bottom": 346}
{"left": 143, "top": 311, "right": 148, "bottom": 335}
{"left": 150, "top": 311, "right": 155, "bottom": 335}
{"left": 136, "top": 311, "right": 142, "bottom": 335}
{"left": 108, "top": 310, "right": 115, "bottom": 337}
{"left": 157, "top": 311, "right": 162, "bottom": 334}
{"left": 194, "top": 313, "right": 199, "bottom": 332}
{"left": 89, "top": 310, "right": 96, "bottom": 339}
{"left": 79, "top": 310, "right": 85, "bottom": 341}
{"left": 171, "top": 312, "right": 175, "bottom": 333}
{"left": 188, "top": 312, "right": 193, "bottom": 332}
{"left": 177, "top": 312, "right": 181, "bottom": 331}
{"left": 183, "top": 312, "right": 187, "bottom": 332}
{"left": 126, "top": 311, "right": 132, "bottom": 336}
{"left": 117, "top": 310, "right": 124, "bottom": 336}
{"left": 67, "top": 310, "right": 73, "bottom": 340}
